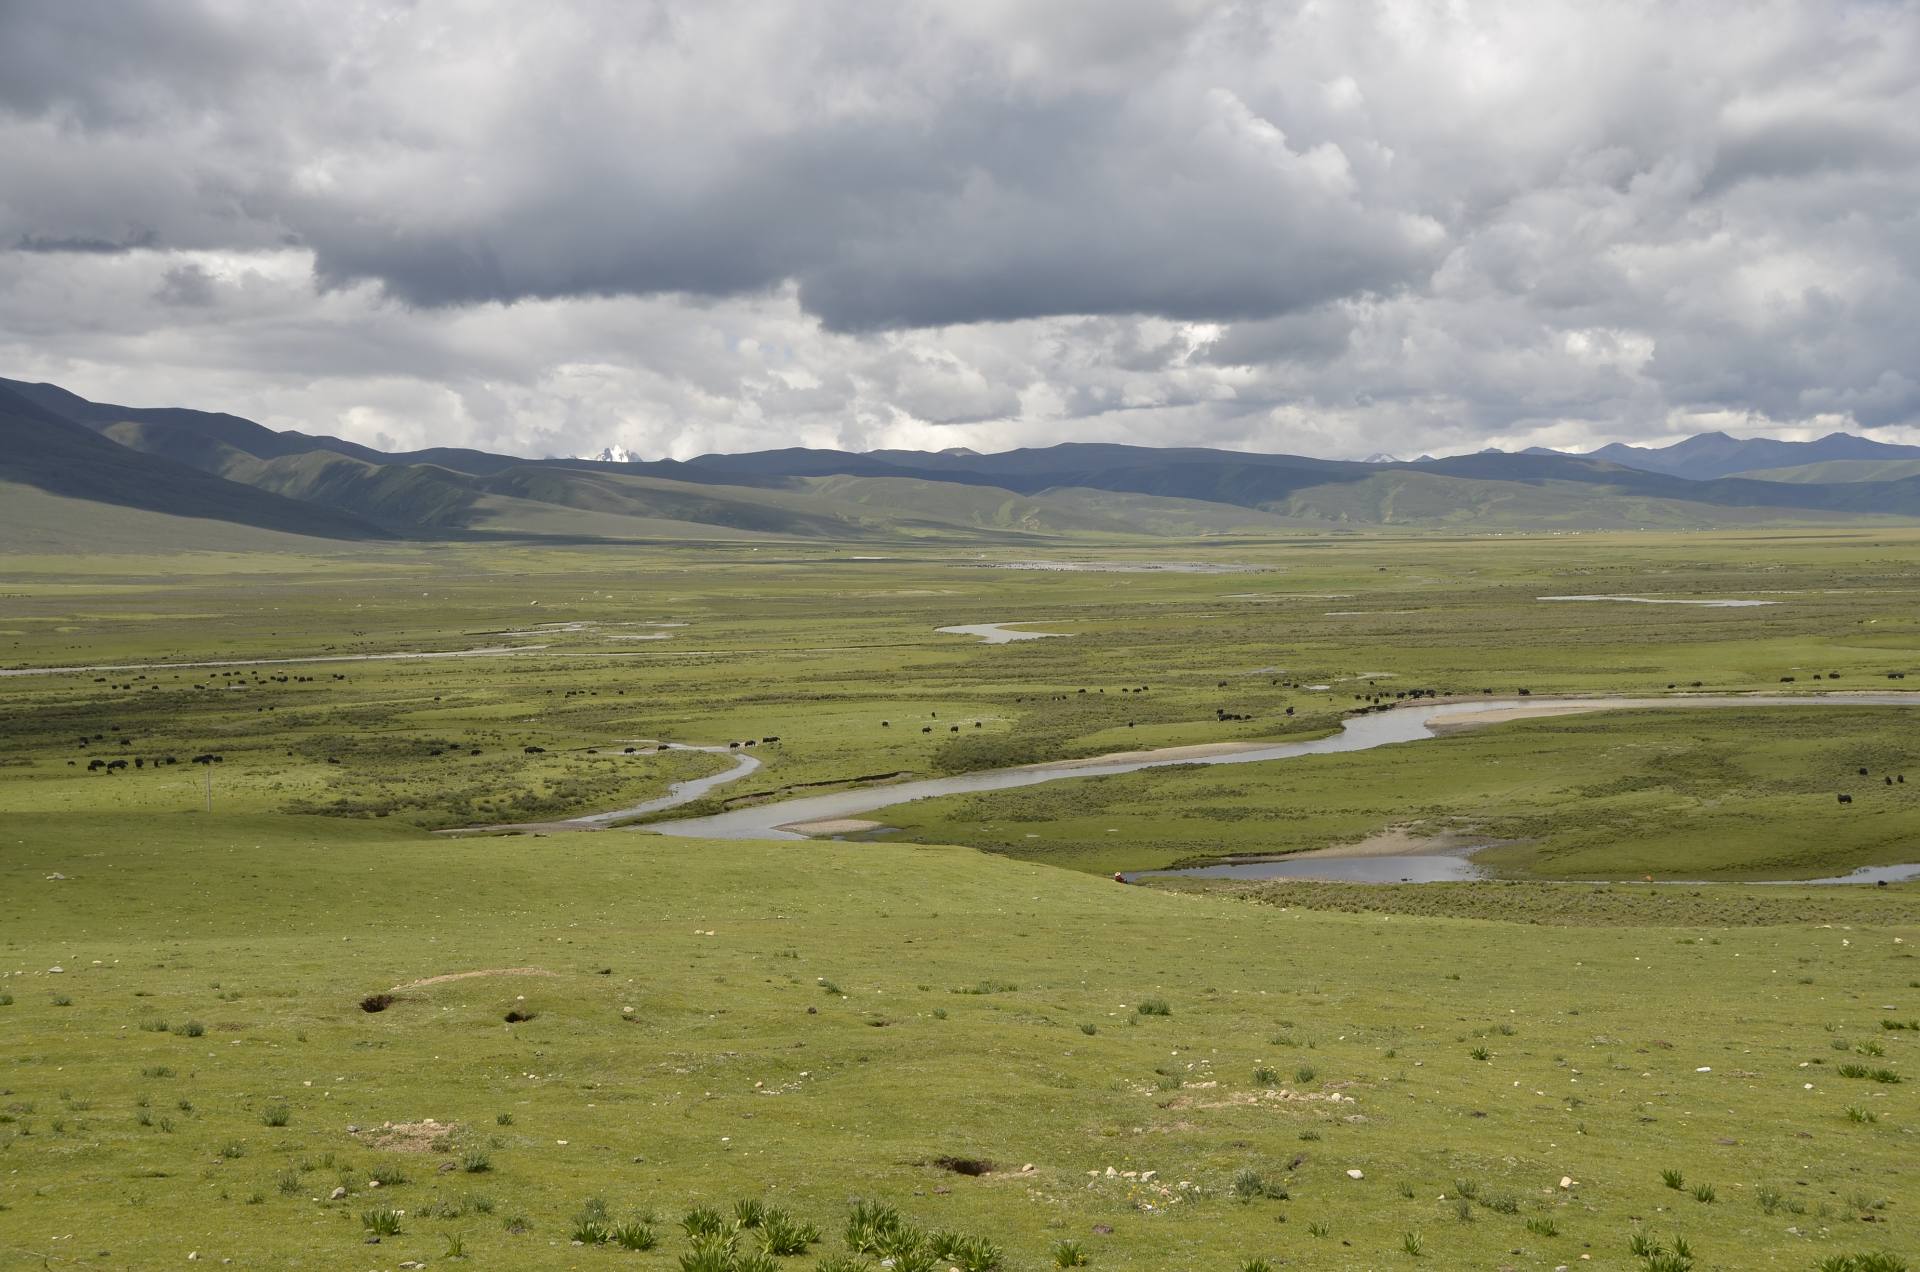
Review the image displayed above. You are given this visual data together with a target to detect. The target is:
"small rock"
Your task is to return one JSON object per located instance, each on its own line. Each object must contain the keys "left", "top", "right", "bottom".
{"left": 329, "top": 1186, "right": 347, "bottom": 1200}
{"left": 1022, "top": 1163, "right": 1036, "bottom": 1173}
{"left": 187, "top": 1254, "right": 199, "bottom": 1263}
{"left": 1346, "top": 1169, "right": 1364, "bottom": 1180}
{"left": 437, "top": 1160, "right": 457, "bottom": 1173}
{"left": 1092, "top": 1224, "right": 1114, "bottom": 1235}
{"left": 367, "top": 1179, "right": 381, "bottom": 1189}
{"left": 46, "top": 873, "right": 66, "bottom": 880}
{"left": 1559, "top": 1176, "right": 1573, "bottom": 1189}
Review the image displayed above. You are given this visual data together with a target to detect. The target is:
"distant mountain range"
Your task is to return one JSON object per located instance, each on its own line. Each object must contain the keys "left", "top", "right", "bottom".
{"left": 6, "top": 374, "right": 1920, "bottom": 547}
{"left": 1524, "top": 431, "right": 1920, "bottom": 482}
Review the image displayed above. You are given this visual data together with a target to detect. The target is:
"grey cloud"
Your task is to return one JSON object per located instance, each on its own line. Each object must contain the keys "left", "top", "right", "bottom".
{"left": 1, "top": 0, "right": 1917, "bottom": 460}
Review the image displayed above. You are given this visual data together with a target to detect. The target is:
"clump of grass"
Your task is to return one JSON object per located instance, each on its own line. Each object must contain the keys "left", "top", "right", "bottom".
{"left": 139, "top": 1019, "right": 170, "bottom": 1033}
{"left": 362, "top": 1208, "right": 402, "bottom": 1237}
{"left": 1660, "top": 1168, "right": 1685, "bottom": 1190}
{"left": 1468, "top": 1046, "right": 1490, "bottom": 1061}
{"left": 1052, "top": 1238, "right": 1091, "bottom": 1267}
{"left": 734, "top": 1197, "right": 767, "bottom": 1229}
{"left": 261, "top": 1104, "right": 289, "bottom": 1127}
{"left": 1231, "top": 1167, "right": 1289, "bottom": 1202}
{"left": 495, "top": 1110, "right": 513, "bottom": 1124}
{"left": 443, "top": 1233, "right": 467, "bottom": 1259}
{"left": 952, "top": 1233, "right": 1002, "bottom": 1272}
{"left": 1814, "top": 1255, "right": 1909, "bottom": 1272}
{"left": 1241, "top": 1260, "right": 1276, "bottom": 1272}
{"left": 679, "top": 1231, "right": 742, "bottom": 1270}
{"left": 1295, "top": 1064, "right": 1317, "bottom": 1085}
{"left": 1135, "top": 998, "right": 1171, "bottom": 1016}
{"left": 1252, "top": 1065, "right": 1278, "bottom": 1087}
{"left": 1756, "top": 1184, "right": 1784, "bottom": 1214}
{"left": 1631, "top": 1233, "right": 1695, "bottom": 1272}
{"left": 218, "top": 1140, "right": 245, "bottom": 1159}
{"left": 759, "top": 1209, "right": 820, "bottom": 1257}
{"left": 1401, "top": 1231, "right": 1425, "bottom": 1257}
{"left": 1480, "top": 1193, "right": 1519, "bottom": 1216}
{"left": 461, "top": 1150, "right": 491, "bottom": 1173}
{"left": 1845, "top": 1104, "right": 1878, "bottom": 1123}
{"left": 845, "top": 1199, "right": 902, "bottom": 1252}
{"left": 369, "top": 1163, "right": 406, "bottom": 1187}
{"left": 1079, "top": 1022, "right": 1097, "bottom": 1036}
{"left": 611, "top": 1219, "right": 658, "bottom": 1250}
{"left": 51, "top": 994, "right": 73, "bottom": 1007}
{"left": 1452, "top": 1178, "right": 1480, "bottom": 1200}
{"left": 175, "top": 1020, "right": 205, "bottom": 1037}
{"left": 1526, "top": 1216, "right": 1559, "bottom": 1237}
{"left": 682, "top": 1203, "right": 729, "bottom": 1240}
{"left": 1691, "top": 1182, "right": 1715, "bottom": 1203}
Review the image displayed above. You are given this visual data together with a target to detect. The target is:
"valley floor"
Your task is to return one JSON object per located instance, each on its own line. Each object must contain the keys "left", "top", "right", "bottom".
{"left": 1, "top": 528, "right": 1916, "bottom": 1268}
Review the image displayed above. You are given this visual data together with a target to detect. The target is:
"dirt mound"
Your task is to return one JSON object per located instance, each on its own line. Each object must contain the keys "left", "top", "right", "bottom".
{"left": 349, "top": 1119, "right": 460, "bottom": 1153}
{"left": 387, "top": 966, "right": 559, "bottom": 992}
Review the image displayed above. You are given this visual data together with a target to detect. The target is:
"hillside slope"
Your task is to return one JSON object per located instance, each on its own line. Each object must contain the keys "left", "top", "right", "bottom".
{"left": 0, "top": 386, "right": 384, "bottom": 541}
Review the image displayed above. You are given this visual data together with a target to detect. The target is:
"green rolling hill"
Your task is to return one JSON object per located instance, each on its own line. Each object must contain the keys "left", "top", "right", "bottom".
{"left": 8, "top": 375, "right": 1920, "bottom": 546}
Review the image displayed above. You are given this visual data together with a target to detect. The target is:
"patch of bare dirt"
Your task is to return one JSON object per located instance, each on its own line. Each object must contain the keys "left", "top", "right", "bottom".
{"left": 388, "top": 967, "right": 559, "bottom": 992}
{"left": 349, "top": 1119, "right": 460, "bottom": 1153}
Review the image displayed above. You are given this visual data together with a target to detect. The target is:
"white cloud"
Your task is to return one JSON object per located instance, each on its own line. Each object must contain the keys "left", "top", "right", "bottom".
{"left": 1, "top": 0, "right": 1916, "bottom": 460}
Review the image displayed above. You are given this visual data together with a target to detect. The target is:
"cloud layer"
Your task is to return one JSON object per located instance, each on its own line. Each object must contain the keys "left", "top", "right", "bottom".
{"left": 2, "top": 0, "right": 1916, "bottom": 459}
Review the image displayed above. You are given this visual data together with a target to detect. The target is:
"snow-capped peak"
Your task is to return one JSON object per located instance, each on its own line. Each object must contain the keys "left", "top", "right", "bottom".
{"left": 582, "top": 445, "right": 639, "bottom": 464}
{"left": 1361, "top": 451, "right": 1402, "bottom": 463}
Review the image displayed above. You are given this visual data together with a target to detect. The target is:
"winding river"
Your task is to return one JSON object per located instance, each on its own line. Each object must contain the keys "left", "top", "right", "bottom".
{"left": 641, "top": 693, "right": 1920, "bottom": 856}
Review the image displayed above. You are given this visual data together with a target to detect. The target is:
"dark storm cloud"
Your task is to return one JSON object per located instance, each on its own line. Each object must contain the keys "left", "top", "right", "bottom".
{"left": 0, "top": 0, "right": 1916, "bottom": 458}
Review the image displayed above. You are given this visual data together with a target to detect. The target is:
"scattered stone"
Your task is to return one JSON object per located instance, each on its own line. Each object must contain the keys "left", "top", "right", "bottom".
{"left": 1559, "top": 1176, "right": 1573, "bottom": 1189}
{"left": 329, "top": 1186, "right": 347, "bottom": 1200}
{"left": 1092, "top": 1224, "right": 1114, "bottom": 1235}
{"left": 1346, "top": 1169, "right": 1365, "bottom": 1180}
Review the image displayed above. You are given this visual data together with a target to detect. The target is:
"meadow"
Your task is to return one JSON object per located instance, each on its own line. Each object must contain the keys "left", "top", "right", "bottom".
{"left": 2, "top": 527, "right": 1916, "bottom": 1268}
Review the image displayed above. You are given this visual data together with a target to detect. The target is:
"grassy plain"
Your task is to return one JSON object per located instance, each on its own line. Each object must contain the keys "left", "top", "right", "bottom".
{"left": 2, "top": 526, "right": 1917, "bottom": 1268}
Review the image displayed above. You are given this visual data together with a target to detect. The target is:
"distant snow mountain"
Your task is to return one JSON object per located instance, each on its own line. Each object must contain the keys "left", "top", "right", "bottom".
{"left": 1361, "top": 451, "right": 1401, "bottom": 463}
{"left": 582, "top": 445, "right": 639, "bottom": 464}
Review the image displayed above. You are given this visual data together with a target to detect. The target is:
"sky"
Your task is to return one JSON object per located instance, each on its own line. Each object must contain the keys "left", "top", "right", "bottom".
{"left": 2, "top": 1, "right": 1917, "bottom": 462}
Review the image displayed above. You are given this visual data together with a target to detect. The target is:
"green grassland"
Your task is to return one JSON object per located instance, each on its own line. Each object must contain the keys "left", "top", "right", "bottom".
{"left": 865, "top": 708, "right": 1920, "bottom": 878}
{"left": 3, "top": 815, "right": 1915, "bottom": 1270}
{"left": 2, "top": 526, "right": 1918, "bottom": 1268}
